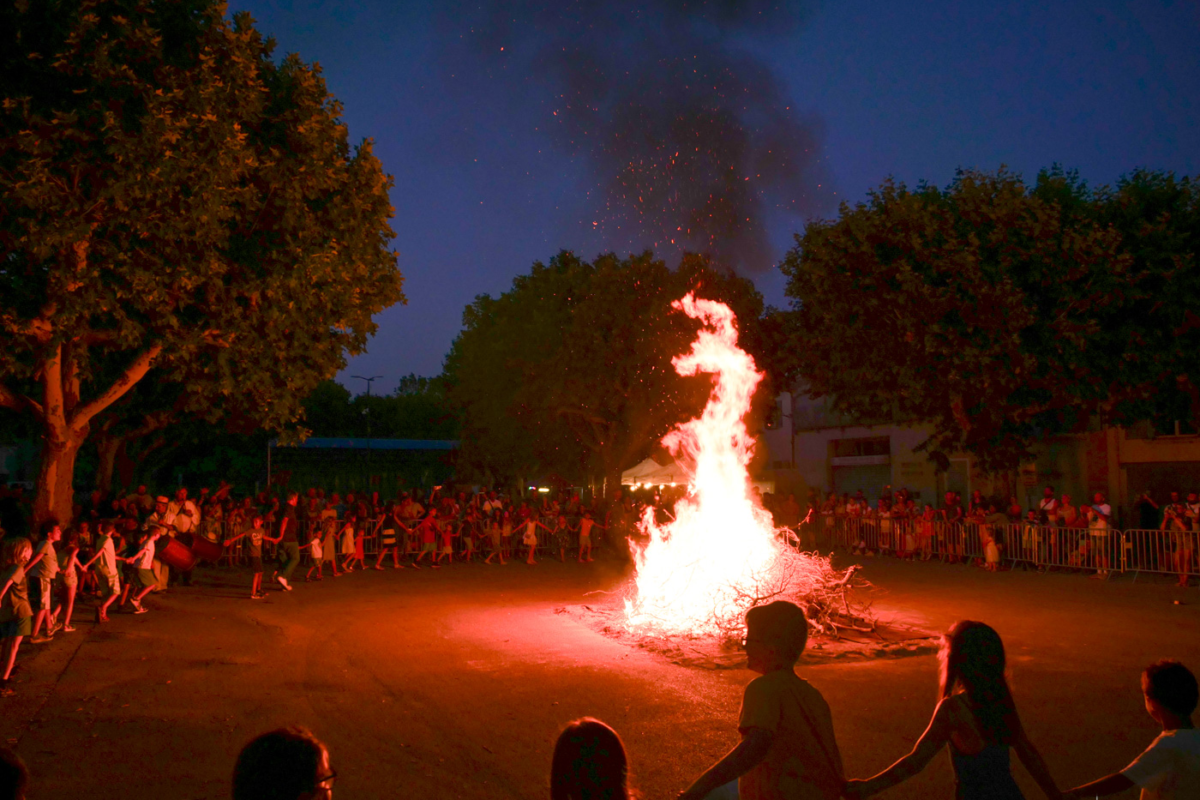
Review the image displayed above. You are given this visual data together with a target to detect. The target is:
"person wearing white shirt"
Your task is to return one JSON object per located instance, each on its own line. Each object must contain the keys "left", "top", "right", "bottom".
{"left": 1066, "top": 660, "right": 1199, "bottom": 800}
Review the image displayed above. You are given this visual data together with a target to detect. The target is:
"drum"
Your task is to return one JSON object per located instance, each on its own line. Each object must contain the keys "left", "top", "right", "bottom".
{"left": 183, "top": 534, "right": 223, "bottom": 563}
{"left": 156, "top": 536, "right": 197, "bottom": 572}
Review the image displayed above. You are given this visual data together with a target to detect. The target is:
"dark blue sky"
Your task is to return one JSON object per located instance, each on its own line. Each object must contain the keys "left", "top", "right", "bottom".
{"left": 230, "top": 0, "right": 1199, "bottom": 395}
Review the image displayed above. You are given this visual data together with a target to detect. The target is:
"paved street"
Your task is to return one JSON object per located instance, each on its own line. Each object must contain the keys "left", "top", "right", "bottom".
{"left": 2, "top": 555, "right": 1197, "bottom": 799}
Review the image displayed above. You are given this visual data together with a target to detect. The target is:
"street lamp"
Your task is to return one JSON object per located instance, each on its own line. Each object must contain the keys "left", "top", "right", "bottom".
{"left": 351, "top": 374, "right": 383, "bottom": 396}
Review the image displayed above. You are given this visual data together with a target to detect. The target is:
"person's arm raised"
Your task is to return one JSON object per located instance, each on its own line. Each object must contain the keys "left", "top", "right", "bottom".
{"left": 844, "top": 699, "right": 954, "bottom": 799}
{"left": 678, "top": 727, "right": 774, "bottom": 800}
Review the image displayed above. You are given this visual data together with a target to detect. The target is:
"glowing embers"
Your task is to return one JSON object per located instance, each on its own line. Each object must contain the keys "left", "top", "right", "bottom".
{"left": 624, "top": 293, "right": 800, "bottom": 638}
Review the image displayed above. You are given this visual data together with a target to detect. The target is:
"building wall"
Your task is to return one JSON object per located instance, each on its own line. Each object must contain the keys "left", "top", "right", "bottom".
{"left": 759, "top": 392, "right": 1200, "bottom": 526}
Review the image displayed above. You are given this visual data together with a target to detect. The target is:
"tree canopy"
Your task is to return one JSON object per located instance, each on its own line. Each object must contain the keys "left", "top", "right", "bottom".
{"left": 781, "top": 167, "right": 1200, "bottom": 471}
{"left": 443, "top": 250, "right": 771, "bottom": 494}
{"left": 0, "top": 0, "right": 404, "bottom": 523}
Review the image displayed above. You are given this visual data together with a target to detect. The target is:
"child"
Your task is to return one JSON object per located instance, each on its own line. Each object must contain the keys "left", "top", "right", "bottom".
{"left": 411, "top": 510, "right": 439, "bottom": 569}
{"left": 551, "top": 718, "right": 634, "bottom": 800}
{"left": 375, "top": 504, "right": 405, "bottom": 570}
{"left": 1065, "top": 660, "right": 1199, "bottom": 799}
{"left": 224, "top": 516, "right": 272, "bottom": 599}
{"left": 917, "top": 505, "right": 935, "bottom": 561}
{"left": 81, "top": 521, "right": 122, "bottom": 620}
{"left": 576, "top": 511, "right": 604, "bottom": 563}
{"left": 500, "top": 510, "right": 514, "bottom": 560}
{"left": 57, "top": 531, "right": 82, "bottom": 632}
{"left": 679, "top": 601, "right": 844, "bottom": 800}
{"left": 320, "top": 517, "right": 342, "bottom": 577}
{"left": 551, "top": 514, "right": 572, "bottom": 563}
{"left": 121, "top": 526, "right": 164, "bottom": 614}
{"left": 28, "top": 520, "right": 63, "bottom": 643}
{"left": 338, "top": 514, "right": 358, "bottom": 572}
{"left": 844, "top": 621, "right": 1059, "bottom": 800}
{"left": 0, "top": 537, "right": 34, "bottom": 695}
{"left": 303, "top": 527, "right": 325, "bottom": 582}
{"left": 483, "top": 512, "right": 507, "bottom": 565}
{"left": 435, "top": 516, "right": 456, "bottom": 566}
{"left": 523, "top": 515, "right": 550, "bottom": 566}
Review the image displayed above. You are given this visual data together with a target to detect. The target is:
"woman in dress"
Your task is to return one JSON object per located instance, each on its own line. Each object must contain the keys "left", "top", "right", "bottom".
{"left": 845, "top": 621, "right": 1061, "bottom": 800}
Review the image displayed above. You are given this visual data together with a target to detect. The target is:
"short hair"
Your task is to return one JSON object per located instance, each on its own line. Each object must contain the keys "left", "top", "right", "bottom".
{"left": 1143, "top": 660, "right": 1198, "bottom": 718}
{"left": 232, "top": 727, "right": 326, "bottom": 800}
{"left": 550, "top": 718, "right": 630, "bottom": 800}
{"left": 745, "top": 600, "right": 809, "bottom": 663}
{"left": 38, "top": 519, "right": 59, "bottom": 538}
{"left": 0, "top": 746, "right": 28, "bottom": 800}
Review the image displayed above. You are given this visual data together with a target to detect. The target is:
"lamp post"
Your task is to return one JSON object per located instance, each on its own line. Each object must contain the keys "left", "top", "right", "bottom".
{"left": 351, "top": 374, "right": 383, "bottom": 397}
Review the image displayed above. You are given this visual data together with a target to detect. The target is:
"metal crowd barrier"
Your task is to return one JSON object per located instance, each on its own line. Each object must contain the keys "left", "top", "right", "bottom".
{"left": 813, "top": 515, "right": 1199, "bottom": 581}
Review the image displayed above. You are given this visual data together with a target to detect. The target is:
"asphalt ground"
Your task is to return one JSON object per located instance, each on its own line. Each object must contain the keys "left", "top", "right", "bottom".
{"left": 1, "top": 552, "right": 1197, "bottom": 799}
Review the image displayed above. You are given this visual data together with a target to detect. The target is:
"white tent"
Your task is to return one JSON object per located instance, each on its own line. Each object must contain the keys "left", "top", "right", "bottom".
{"left": 621, "top": 456, "right": 691, "bottom": 487}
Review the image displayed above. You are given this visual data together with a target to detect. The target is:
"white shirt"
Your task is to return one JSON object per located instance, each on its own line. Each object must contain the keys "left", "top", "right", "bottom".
{"left": 167, "top": 499, "right": 200, "bottom": 534}
{"left": 1121, "top": 728, "right": 1200, "bottom": 800}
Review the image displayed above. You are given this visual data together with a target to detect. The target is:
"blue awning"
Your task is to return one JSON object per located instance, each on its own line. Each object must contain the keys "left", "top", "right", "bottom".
{"left": 271, "top": 438, "right": 458, "bottom": 451}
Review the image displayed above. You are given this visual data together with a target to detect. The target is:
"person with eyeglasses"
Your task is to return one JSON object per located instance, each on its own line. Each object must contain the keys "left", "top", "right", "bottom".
{"left": 232, "top": 727, "right": 336, "bottom": 800}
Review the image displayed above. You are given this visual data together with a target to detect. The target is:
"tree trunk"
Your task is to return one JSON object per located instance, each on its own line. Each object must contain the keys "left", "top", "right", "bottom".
{"left": 95, "top": 432, "right": 122, "bottom": 496}
{"left": 33, "top": 428, "right": 85, "bottom": 529}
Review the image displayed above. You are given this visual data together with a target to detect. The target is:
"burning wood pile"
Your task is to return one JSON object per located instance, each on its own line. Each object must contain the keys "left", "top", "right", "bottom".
{"left": 623, "top": 294, "right": 873, "bottom": 641}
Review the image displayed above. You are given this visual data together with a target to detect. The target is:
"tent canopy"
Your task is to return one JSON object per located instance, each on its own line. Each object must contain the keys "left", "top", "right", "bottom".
{"left": 621, "top": 456, "right": 691, "bottom": 486}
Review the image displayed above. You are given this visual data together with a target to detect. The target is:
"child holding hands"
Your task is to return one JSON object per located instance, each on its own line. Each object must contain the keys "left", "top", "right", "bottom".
{"left": 224, "top": 516, "right": 271, "bottom": 599}
{"left": 679, "top": 601, "right": 844, "bottom": 800}
{"left": 1064, "top": 660, "right": 1199, "bottom": 799}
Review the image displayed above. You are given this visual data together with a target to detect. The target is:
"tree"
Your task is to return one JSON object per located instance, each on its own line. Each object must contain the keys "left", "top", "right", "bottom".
{"left": 0, "top": 0, "right": 404, "bottom": 525}
{"left": 301, "top": 377, "right": 459, "bottom": 440}
{"left": 444, "top": 250, "right": 769, "bottom": 495}
{"left": 781, "top": 167, "right": 1199, "bottom": 471}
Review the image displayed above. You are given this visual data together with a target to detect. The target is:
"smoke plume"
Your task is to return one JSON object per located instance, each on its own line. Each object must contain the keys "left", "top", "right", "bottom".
{"left": 438, "top": 1, "right": 828, "bottom": 273}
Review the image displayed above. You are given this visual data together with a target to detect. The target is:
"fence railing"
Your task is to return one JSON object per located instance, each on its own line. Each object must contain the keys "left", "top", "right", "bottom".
{"left": 802, "top": 516, "right": 1198, "bottom": 580}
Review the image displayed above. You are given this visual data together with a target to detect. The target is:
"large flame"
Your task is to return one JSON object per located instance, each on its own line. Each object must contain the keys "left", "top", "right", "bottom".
{"left": 624, "top": 293, "right": 788, "bottom": 637}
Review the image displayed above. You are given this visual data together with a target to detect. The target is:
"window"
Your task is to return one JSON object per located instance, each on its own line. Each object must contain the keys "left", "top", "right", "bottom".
{"left": 830, "top": 437, "right": 890, "bottom": 458}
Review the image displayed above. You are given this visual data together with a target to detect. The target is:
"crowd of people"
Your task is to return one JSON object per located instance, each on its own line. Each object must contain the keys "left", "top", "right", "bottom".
{"left": 1, "top": 606, "right": 1193, "bottom": 800}
{"left": 0, "top": 481, "right": 648, "bottom": 696}
{"left": 773, "top": 484, "right": 1198, "bottom": 586}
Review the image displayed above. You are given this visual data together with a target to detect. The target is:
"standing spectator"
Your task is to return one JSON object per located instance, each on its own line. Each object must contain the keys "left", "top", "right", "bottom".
{"left": 1086, "top": 496, "right": 1113, "bottom": 579}
{"left": 168, "top": 488, "right": 200, "bottom": 587}
{"left": 1134, "top": 490, "right": 1161, "bottom": 531}
{"left": 1037, "top": 486, "right": 1058, "bottom": 526}
{"left": 144, "top": 495, "right": 175, "bottom": 591}
{"left": 1005, "top": 496, "right": 1023, "bottom": 524}
{"left": 126, "top": 485, "right": 155, "bottom": 516}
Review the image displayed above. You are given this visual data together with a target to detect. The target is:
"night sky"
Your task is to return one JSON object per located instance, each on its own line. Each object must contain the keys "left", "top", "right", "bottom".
{"left": 228, "top": 0, "right": 1200, "bottom": 395}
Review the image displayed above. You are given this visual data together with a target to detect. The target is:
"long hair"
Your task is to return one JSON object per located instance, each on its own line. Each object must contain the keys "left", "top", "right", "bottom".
{"left": 550, "top": 718, "right": 632, "bottom": 800}
{"left": 938, "top": 621, "right": 1017, "bottom": 745}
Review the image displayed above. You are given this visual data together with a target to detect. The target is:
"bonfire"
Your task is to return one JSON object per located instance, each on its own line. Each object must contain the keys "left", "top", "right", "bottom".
{"left": 623, "top": 294, "right": 870, "bottom": 641}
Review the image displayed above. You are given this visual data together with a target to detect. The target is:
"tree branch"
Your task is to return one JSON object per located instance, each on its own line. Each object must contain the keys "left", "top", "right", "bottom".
{"left": 70, "top": 344, "right": 164, "bottom": 434}
{"left": 0, "top": 382, "right": 45, "bottom": 420}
